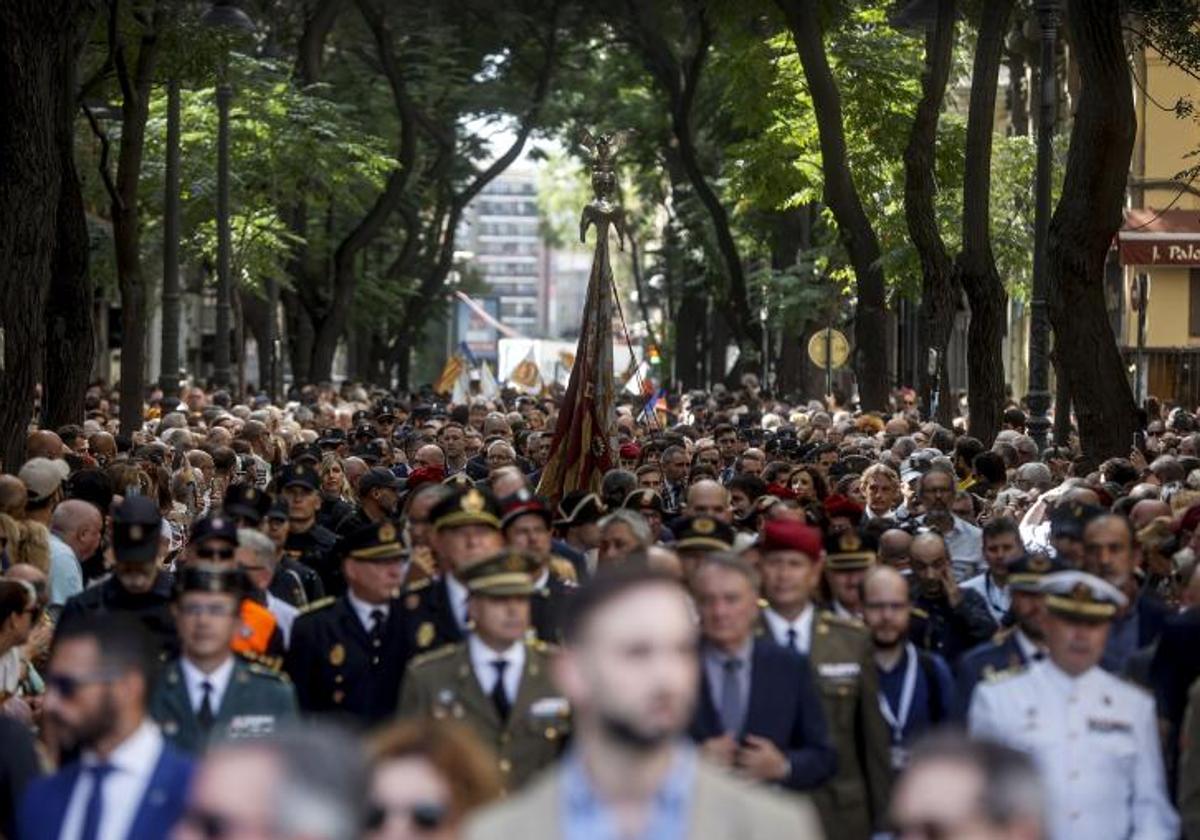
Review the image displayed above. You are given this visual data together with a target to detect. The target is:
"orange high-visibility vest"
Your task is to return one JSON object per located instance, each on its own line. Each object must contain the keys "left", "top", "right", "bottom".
{"left": 232, "top": 598, "right": 277, "bottom": 656}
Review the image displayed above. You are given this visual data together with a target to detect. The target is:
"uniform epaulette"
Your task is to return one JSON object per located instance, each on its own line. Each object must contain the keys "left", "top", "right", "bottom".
{"left": 237, "top": 650, "right": 284, "bottom": 673}
{"left": 548, "top": 557, "right": 578, "bottom": 584}
{"left": 820, "top": 611, "right": 866, "bottom": 630}
{"left": 246, "top": 660, "right": 290, "bottom": 682}
{"left": 299, "top": 596, "right": 335, "bottom": 615}
{"left": 983, "top": 665, "right": 1026, "bottom": 684}
{"left": 526, "top": 638, "right": 557, "bottom": 654}
{"left": 991, "top": 626, "right": 1015, "bottom": 644}
{"left": 402, "top": 577, "right": 433, "bottom": 594}
{"left": 911, "top": 607, "right": 930, "bottom": 619}
{"left": 409, "top": 644, "right": 458, "bottom": 668}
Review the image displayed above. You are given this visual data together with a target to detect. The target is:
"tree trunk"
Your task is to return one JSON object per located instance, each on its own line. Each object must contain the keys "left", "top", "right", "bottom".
{"left": 0, "top": 0, "right": 83, "bottom": 467}
{"left": 112, "top": 3, "right": 163, "bottom": 436}
{"left": 1047, "top": 0, "right": 1137, "bottom": 466}
{"left": 674, "top": 289, "right": 705, "bottom": 391}
{"left": 778, "top": 0, "right": 889, "bottom": 410}
{"left": 903, "top": 0, "right": 958, "bottom": 426}
{"left": 44, "top": 10, "right": 95, "bottom": 430}
{"left": 956, "top": 0, "right": 1013, "bottom": 445}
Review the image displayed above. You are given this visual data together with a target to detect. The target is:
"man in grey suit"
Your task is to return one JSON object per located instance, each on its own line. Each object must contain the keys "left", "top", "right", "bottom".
{"left": 466, "top": 566, "right": 823, "bottom": 840}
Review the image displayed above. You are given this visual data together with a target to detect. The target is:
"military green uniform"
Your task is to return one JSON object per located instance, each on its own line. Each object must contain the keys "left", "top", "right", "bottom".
{"left": 761, "top": 610, "right": 891, "bottom": 840}
{"left": 398, "top": 639, "right": 569, "bottom": 791}
{"left": 150, "top": 656, "right": 298, "bottom": 754}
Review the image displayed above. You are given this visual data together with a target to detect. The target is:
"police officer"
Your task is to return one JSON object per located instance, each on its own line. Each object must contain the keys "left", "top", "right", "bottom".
{"left": 401, "top": 486, "right": 505, "bottom": 654}
{"left": 499, "top": 491, "right": 576, "bottom": 642}
{"left": 58, "top": 495, "right": 178, "bottom": 657}
{"left": 263, "top": 498, "right": 323, "bottom": 607}
{"left": 969, "top": 570, "right": 1179, "bottom": 840}
{"left": 398, "top": 549, "right": 568, "bottom": 791}
{"left": 284, "top": 520, "right": 414, "bottom": 726}
{"left": 757, "top": 519, "right": 892, "bottom": 840}
{"left": 150, "top": 564, "right": 297, "bottom": 754}
{"left": 956, "top": 551, "right": 1065, "bottom": 711}
{"left": 279, "top": 463, "right": 342, "bottom": 597}
{"left": 334, "top": 467, "right": 401, "bottom": 537}
{"left": 186, "top": 514, "right": 285, "bottom": 665}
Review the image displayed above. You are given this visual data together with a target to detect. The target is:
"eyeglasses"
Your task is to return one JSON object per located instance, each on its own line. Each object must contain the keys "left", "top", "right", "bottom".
{"left": 195, "top": 547, "right": 236, "bottom": 561}
{"left": 365, "top": 801, "right": 449, "bottom": 833}
{"left": 45, "top": 670, "right": 120, "bottom": 699}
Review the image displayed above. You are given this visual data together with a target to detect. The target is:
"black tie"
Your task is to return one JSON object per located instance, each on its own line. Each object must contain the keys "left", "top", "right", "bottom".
{"left": 369, "top": 609, "right": 386, "bottom": 640}
{"left": 79, "top": 763, "right": 114, "bottom": 840}
{"left": 197, "top": 680, "right": 215, "bottom": 730}
{"left": 786, "top": 628, "right": 798, "bottom": 652}
{"left": 490, "top": 660, "right": 511, "bottom": 720}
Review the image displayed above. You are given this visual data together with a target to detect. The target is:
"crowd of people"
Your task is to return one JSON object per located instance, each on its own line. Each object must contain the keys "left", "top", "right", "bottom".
{"left": 2, "top": 378, "right": 1200, "bottom": 839}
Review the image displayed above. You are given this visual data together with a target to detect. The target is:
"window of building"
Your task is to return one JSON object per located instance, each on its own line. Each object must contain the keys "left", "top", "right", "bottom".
{"left": 1191, "top": 269, "right": 1200, "bottom": 337}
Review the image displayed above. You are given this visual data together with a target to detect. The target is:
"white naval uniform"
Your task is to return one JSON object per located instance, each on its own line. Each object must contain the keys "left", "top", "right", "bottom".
{"left": 969, "top": 659, "right": 1179, "bottom": 840}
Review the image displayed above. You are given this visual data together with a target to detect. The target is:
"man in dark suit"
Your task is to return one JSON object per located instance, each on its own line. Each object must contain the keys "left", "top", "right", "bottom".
{"left": 19, "top": 614, "right": 193, "bottom": 840}
{"left": 1082, "top": 515, "right": 1170, "bottom": 673}
{"left": 1150, "top": 605, "right": 1200, "bottom": 790}
{"left": 499, "top": 491, "right": 576, "bottom": 642}
{"left": 399, "top": 486, "right": 506, "bottom": 653}
{"left": 284, "top": 521, "right": 415, "bottom": 726}
{"left": 688, "top": 553, "right": 837, "bottom": 792}
{"left": 150, "top": 565, "right": 297, "bottom": 754}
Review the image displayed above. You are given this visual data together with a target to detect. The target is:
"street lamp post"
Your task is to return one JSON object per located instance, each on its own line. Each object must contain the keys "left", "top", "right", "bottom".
{"left": 202, "top": 0, "right": 255, "bottom": 390}
{"left": 160, "top": 77, "right": 182, "bottom": 395}
{"left": 1025, "top": 0, "right": 1060, "bottom": 451}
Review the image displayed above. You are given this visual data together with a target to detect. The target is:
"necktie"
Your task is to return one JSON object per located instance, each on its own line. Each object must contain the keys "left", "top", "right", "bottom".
{"left": 79, "top": 763, "right": 114, "bottom": 840}
{"left": 786, "top": 627, "right": 798, "bottom": 652}
{"left": 369, "top": 609, "right": 386, "bottom": 640}
{"left": 490, "top": 660, "right": 511, "bottom": 720}
{"left": 719, "top": 658, "right": 744, "bottom": 736}
{"left": 197, "top": 680, "right": 215, "bottom": 731}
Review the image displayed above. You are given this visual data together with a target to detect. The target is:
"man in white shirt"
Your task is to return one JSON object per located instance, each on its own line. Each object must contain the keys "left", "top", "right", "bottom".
{"left": 48, "top": 500, "right": 101, "bottom": 608}
{"left": 400, "top": 549, "right": 566, "bottom": 791}
{"left": 918, "top": 467, "right": 983, "bottom": 581}
{"left": 960, "top": 517, "right": 1024, "bottom": 624}
{"left": 969, "top": 571, "right": 1179, "bottom": 840}
{"left": 19, "top": 613, "right": 193, "bottom": 840}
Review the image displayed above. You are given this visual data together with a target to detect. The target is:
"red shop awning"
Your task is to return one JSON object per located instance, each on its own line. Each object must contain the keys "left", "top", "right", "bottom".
{"left": 1119, "top": 208, "right": 1200, "bottom": 266}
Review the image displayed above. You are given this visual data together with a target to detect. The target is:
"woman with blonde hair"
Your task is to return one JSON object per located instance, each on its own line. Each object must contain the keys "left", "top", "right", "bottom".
{"left": 365, "top": 718, "right": 502, "bottom": 840}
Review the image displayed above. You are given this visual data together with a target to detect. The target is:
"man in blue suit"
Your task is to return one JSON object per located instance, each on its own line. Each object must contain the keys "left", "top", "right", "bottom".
{"left": 18, "top": 614, "right": 193, "bottom": 840}
{"left": 688, "top": 553, "right": 837, "bottom": 792}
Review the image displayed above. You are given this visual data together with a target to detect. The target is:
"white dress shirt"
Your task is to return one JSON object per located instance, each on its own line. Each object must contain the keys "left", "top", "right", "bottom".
{"left": 762, "top": 604, "right": 815, "bottom": 654}
{"left": 58, "top": 720, "right": 164, "bottom": 840}
{"left": 969, "top": 659, "right": 1179, "bottom": 840}
{"left": 179, "top": 656, "right": 235, "bottom": 716}
{"left": 445, "top": 574, "right": 471, "bottom": 632}
{"left": 347, "top": 591, "right": 389, "bottom": 634}
{"left": 468, "top": 635, "right": 525, "bottom": 705}
{"left": 265, "top": 592, "right": 298, "bottom": 647}
{"left": 960, "top": 572, "right": 1011, "bottom": 623}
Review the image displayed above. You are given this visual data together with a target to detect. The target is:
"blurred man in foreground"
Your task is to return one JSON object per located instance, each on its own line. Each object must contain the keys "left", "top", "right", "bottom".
{"left": 466, "top": 566, "right": 823, "bottom": 839}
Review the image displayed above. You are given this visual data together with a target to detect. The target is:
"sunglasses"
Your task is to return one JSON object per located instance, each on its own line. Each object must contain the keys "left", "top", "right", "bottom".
{"left": 365, "top": 801, "right": 448, "bottom": 833}
{"left": 45, "top": 670, "right": 120, "bottom": 699}
{"left": 195, "top": 547, "right": 236, "bottom": 561}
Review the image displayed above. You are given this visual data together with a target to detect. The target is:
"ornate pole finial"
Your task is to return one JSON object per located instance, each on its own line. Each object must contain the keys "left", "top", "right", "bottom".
{"left": 578, "top": 129, "right": 632, "bottom": 250}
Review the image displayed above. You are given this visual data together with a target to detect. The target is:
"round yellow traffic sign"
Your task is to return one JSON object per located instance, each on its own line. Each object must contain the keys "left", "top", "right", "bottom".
{"left": 808, "top": 328, "right": 850, "bottom": 369}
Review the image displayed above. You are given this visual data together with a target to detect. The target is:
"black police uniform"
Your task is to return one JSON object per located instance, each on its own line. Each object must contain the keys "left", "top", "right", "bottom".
{"left": 278, "top": 464, "right": 344, "bottom": 597}
{"left": 283, "top": 522, "right": 414, "bottom": 726}
{"left": 59, "top": 495, "right": 178, "bottom": 658}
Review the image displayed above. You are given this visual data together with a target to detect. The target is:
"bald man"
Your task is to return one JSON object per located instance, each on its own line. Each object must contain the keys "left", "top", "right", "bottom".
{"left": 48, "top": 500, "right": 102, "bottom": 606}
{"left": 1130, "top": 499, "right": 1171, "bottom": 532}
{"left": 26, "top": 430, "right": 65, "bottom": 461}
{"left": 87, "top": 431, "right": 117, "bottom": 467}
{"left": 685, "top": 479, "right": 733, "bottom": 523}
{"left": 412, "top": 444, "right": 447, "bottom": 471}
{"left": 907, "top": 532, "right": 996, "bottom": 662}
{"left": 878, "top": 529, "right": 913, "bottom": 574}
